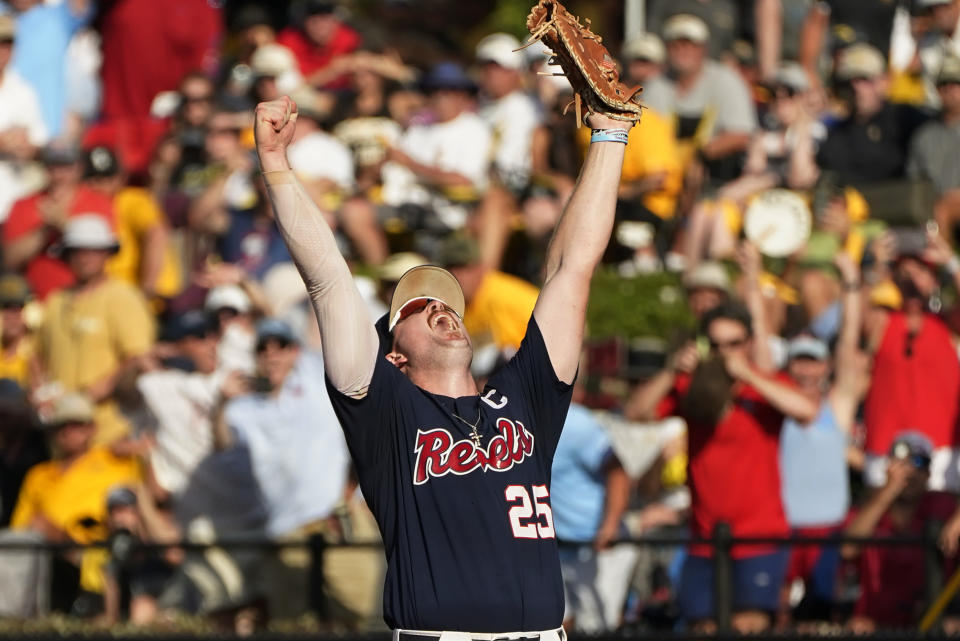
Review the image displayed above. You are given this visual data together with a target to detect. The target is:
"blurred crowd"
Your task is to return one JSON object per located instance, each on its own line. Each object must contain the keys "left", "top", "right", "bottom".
{"left": 6, "top": 0, "right": 960, "bottom": 635}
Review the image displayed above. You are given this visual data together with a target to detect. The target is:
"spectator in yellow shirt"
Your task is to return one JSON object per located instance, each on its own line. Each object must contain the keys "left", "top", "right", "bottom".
{"left": 575, "top": 86, "right": 682, "bottom": 266}
{"left": 36, "top": 217, "right": 156, "bottom": 445}
{"left": 11, "top": 393, "right": 140, "bottom": 543}
{"left": 83, "top": 146, "right": 181, "bottom": 300}
{"left": 11, "top": 392, "right": 141, "bottom": 605}
{"left": 0, "top": 273, "right": 39, "bottom": 389}
{"left": 438, "top": 235, "right": 539, "bottom": 375}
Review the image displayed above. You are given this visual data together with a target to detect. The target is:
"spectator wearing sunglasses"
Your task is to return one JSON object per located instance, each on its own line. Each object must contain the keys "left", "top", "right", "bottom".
{"left": 213, "top": 318, "right": 351, "bottom": 620}
{"left": 842, "top": 431, "right": 959, "bottom": 632}
{"left": 626, "top": 301, "right": 817, "bottom": 633}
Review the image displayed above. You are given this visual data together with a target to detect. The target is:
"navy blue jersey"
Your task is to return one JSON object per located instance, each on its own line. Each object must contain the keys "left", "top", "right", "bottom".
{"left": 325, "top": 317, "right": 573, "bottom": 632}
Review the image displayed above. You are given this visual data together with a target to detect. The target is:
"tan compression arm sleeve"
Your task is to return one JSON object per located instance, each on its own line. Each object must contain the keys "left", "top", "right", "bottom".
{"left": 264, "top": 170, "right": 379, "bottom": 397}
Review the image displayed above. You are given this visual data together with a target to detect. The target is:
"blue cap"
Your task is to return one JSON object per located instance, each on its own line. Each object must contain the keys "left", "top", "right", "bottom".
{"left": 420, "top": 62, "right": 476, "bottom": 93}
{"left": 163, "top": 309, "right": 214, "bottom": 342}
{"left": 255, "top": 318, "right": 298, "bottom": 345}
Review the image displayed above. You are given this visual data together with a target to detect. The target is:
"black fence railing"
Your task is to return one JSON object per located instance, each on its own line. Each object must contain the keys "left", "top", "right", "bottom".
{"left": 0, "top": 522, "right": 951, "bottom": 639}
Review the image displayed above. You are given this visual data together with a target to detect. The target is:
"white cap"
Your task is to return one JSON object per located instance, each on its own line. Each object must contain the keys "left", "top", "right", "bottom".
{"left": 662, "top": 14, "right": 709, "bottom": 45}
{"left": 205, "top": 284, "right": 251, "bottom": 314}
{"left": 61, "top": 215, "right": 119, "bottom": 252}
{"left": 682, "top": 261, "right": 731, "bottom": 293}
{"left": 623, "top": 33, "right": 666, "bottom": 64}
{"left": 787, "top": 335, "right": 829, "bottom": 361}
{"left": 475, "top": 33, "right": 525, "bottom": 71}
{"left": 251, "top": 44, "right": 297, "bottom": 77}
{"left": 250, "top": 44, "right": 303, "bottom": 93}
{"left": 775, "top": 62, "right": 810, "bottom": 92}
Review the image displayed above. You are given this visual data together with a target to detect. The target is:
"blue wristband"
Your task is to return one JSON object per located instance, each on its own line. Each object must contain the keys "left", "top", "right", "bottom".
{"left": 590, "top": 128, "right": 629, "bottom": 144}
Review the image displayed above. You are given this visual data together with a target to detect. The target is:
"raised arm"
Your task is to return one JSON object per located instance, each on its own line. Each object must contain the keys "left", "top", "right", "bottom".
{"left": 534, "top": 115, "right": 632, "bottom": 383}
{"left": 255, "top": 97, "right": 378, "bottom": 397}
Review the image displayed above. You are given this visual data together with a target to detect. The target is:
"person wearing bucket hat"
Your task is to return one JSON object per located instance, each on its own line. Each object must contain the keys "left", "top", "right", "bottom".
{"left": 255, "top": 89, "right": 632, "bottom": 633}
{"left": 37, "top": 215, "right": 155, "bottom": 445}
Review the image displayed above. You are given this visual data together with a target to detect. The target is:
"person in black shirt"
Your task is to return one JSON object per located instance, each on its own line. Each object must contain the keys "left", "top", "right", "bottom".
{"left": 253, "top": 95, "right": 630, "bottom": 636}
{"left": 817, "top": 43, "right": 930, "bottom": 185}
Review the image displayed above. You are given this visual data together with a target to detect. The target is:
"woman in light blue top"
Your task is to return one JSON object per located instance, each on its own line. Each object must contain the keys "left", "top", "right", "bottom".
{"left": 778, "top": 253, "right": 867, "bottom": 620}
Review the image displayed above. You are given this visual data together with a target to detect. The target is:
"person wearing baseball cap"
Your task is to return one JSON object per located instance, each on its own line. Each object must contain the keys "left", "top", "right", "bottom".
{"left": 622, "top": 32, "right": 665, "bottom": 87}
{"left": 682, "top": 261, "right": 730, "bottom": 319}
{"left": 643, "top": 13, "right": 757, "bottom": 186}
{"left": 83, "top": 146, "right": 181, "bottom": 298}
{"left": 39, "top": 215, "right": 155, "bottom": 445}
{"left": 843, "top": 429, "right": 958, "bottom": 629}
{"left": 819, "top": 42, "right": 929, "bottom": 185}
{"left": 10, "top": 391, "right": 140, "bottom": 546}
{"left": 475, "top": 32, "right": 543, "bottom": 196}
{"left": 2, "top": 138, "right": 116, "bottom": 299}
{"left": 255, "top": 79, "right": 631, "bottom": 632}
{"left": 909, "top": 55, "right": 960, "bottom": 231}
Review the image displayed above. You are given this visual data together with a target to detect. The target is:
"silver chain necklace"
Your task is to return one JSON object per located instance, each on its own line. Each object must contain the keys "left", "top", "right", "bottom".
{"left": 451, "top": 408, "right": 483, "bottom": 447}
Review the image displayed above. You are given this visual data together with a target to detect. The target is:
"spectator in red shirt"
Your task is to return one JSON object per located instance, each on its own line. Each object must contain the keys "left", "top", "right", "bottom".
{"left": 627, "top": 301, "right": 817, "bottom": 633}
{"left": 843, "top": 431, "right": 958, "bottom": 633}
{"left": 277, "top": 0, "right": 360, "bottom": 89}
{"left": 2, "top": 144, "right": 113, "bottom": 299}
{"left": 863, "top": 241, "right": 960, "bottom": 492}
{"left": 98, "top": 0, "right": 222, "bottom": 120}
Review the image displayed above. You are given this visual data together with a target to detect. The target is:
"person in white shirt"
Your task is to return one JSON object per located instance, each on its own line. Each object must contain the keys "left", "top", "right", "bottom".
{"left": 917, "top": 0, "right": 960, "bottom": 107}
{"left": 475, "top": 33, "right": 543, "bottom": 194}
{"left": 287, "top": 85, "right": 387, "bottom": 265}
{"left": 0, "top": 14, "right": 48, "bottom": 223}
{"left": 380, "top": 62, "right": 493, "bottom": 235}
{"left": 216, "top": 318, "right": 351, "bottom": 619}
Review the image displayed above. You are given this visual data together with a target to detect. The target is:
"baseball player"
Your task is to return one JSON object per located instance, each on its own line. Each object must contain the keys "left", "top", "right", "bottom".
{"left": 254, "top": 94, "right": 631, "bottom": 637}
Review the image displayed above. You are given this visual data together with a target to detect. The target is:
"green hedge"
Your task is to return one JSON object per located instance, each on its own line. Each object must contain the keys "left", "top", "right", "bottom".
{"left": 586, "top": 269, "right": 694, "bottom": 340}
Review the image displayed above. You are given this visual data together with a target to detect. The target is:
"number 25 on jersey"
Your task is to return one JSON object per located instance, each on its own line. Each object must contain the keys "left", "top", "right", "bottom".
{"left": 505, "top": 484, "right": 555, "bottom": 539}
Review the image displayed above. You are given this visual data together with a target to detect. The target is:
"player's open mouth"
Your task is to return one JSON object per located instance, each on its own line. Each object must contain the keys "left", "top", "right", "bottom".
{"left": 429, "top": 310, "right": 461, "bottom": 334}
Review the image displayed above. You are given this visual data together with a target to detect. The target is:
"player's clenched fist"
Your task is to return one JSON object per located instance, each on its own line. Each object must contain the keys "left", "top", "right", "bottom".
{"left": 254, "top": 96, "right": 298, "bottom": 172}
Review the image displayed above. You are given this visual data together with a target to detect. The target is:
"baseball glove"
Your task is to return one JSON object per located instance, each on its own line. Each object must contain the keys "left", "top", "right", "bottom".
{"left": 521, "top": 0, "right": 643, "bottom": 126}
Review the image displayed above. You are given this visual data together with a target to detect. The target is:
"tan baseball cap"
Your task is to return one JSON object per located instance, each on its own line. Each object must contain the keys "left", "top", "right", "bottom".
{"left": 388, "top": 265, "right": 465, "bottom": 331}
{"left": 45, "top": 392, "right": 95, "bottom": 428}
{"left": 623, "top": 33, "right": 666, "bottom": 64}
{"left": 662, "top": 14, "right": 709, "bottom": 45}
{"left": 835, "top": 43, "right": 886, "bottom": 81}
{"left": 378, "top": 252, "right": 428, "bottom": 283}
